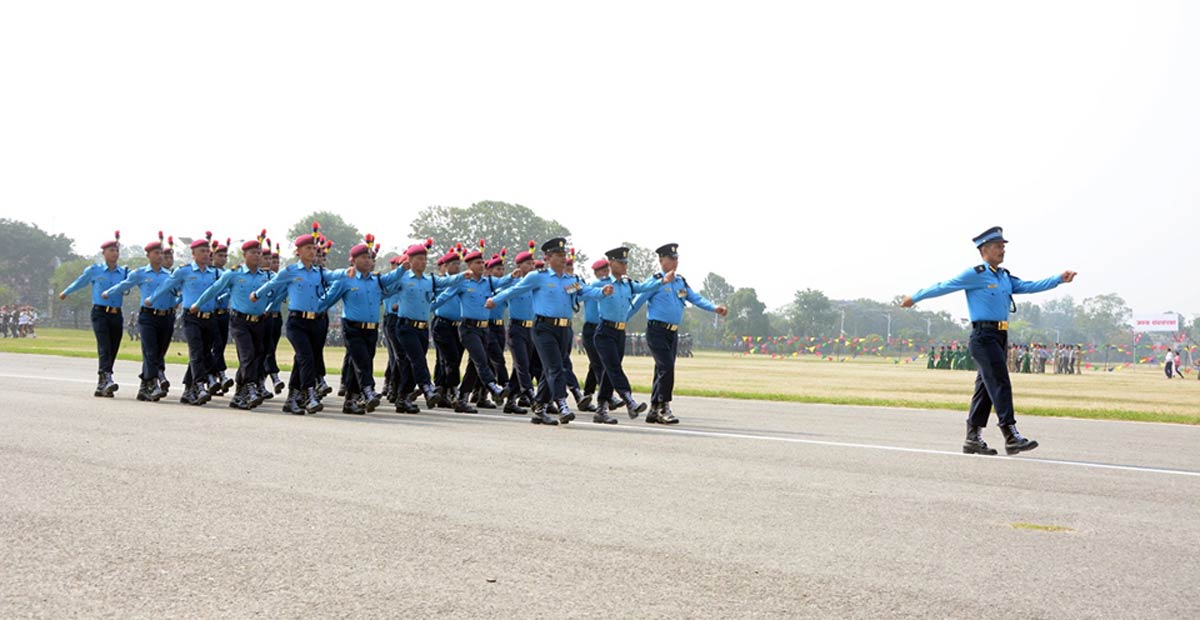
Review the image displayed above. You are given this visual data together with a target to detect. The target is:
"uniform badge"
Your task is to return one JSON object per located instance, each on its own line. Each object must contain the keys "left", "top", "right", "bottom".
{"left": 676, "top": 289, "right": 688, "bottom": 299}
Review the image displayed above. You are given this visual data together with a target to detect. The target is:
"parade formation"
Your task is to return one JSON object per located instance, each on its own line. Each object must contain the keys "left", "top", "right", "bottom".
{"left": 59, "top": 224, "right": 729, "bottom": 427}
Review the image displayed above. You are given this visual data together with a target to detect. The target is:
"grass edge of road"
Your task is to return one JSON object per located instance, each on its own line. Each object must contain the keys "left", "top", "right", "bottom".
{"left": 3, "top": 345, "right": 1195, "bottom": 426}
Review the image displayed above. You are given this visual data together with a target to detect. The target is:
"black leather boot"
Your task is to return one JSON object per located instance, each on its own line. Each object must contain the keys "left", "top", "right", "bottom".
{"left": 557, "top": 398, "right": 575, "bottom": 424}
{"left": 503, "top": 395, "right": 527, "bottom": 414}
{"left": 193, "top": 382, "right": 212, "bottom": 406}
{"left": 454, "top": 394, "right": 478, "bottom": 414}
{"left": 304, "top": 387, "right": 324, "bottom": 414}
{"left": 158, "top": 370, "right": 171, "bottom": 393}
{"left": 592, "top": 404, "right": 618, "bottom": 425}
{"left": 658, "top": 403, "right": 679, "bottom": 425}
{"left": 571, "top": 387, "right": 592, "bottom": 411}
{"left": 963, "top": 425, "right": 998, "bottom": 455}
{"left": 271, "top": 373, "right": 284, "bottom": 394}
{"left": 1001, "top": 424, "right": 1038, "bottom": 455}
{"left": 362, "top": 387, "right": 382, "bottom": 412}
{"left": 620, "top": 391, "right": 647, "bottom": 418}
{"left": 342, "top": 394, "right": 366, "bottom": 415}
{"left": 136, "top": 380, "right": 154, "bottom": 401}
{"left": 532, "top": 408, "right": 559, "bottom": 425}
{"left": 317, "top": 377, "right": 332, "bottom": 398}
{"left": 99, "top": 372, "right": 119, "bottom": 397}
{"left": 645, "top": 403, "right": 661, "bottom": 424}
{"left": 148, "top": 379, "right": 167, "bottom": 401}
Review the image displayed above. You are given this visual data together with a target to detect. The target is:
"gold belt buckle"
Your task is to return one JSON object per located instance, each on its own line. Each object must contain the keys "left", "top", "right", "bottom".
{"left": 998, "top": 321, "right": 1009, "bottom": 331}
{"left": 105, "top": 306, "right": 120, "bottom": 314}
{"left": 557, "top": 318, "right": 569, "bottom": 327}
{"left": 198, "top": 312, "right": 212, "bottom": 319}
{"left": 614, "top": 322, "right": 626, "bottom": 330}
{"left": 364, "top": 322, "right": 377, "bottom": 329}
{"left": 667, "top": 323, "right": 678, "bottom": 332}
{"left": 415, "top": 321, "right": 428, "bottom": 329}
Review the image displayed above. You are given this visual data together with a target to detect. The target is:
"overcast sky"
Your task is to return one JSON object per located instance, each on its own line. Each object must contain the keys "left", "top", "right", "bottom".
{"left": 2, "top": 1, "right": 1196, "bottom": 319}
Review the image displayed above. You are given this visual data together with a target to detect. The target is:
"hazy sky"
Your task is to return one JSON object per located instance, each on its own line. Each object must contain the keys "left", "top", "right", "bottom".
{"left": 2, "top": 1, "right": 1196, "bottom": 320}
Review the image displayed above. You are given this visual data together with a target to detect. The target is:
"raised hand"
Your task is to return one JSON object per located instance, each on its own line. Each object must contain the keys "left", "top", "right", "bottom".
{"left": 1061, "top": 271, "right": 1077, "bottom": 283}
{"left": 602, "top": 284, "right": 614, "bottom": 296}
{"left": 899, "top": 296, "right": 915, "bottom": 308}
{"left": 715, "top": 305, "right": 728, "bottom": 317}
{"left": 663, "top": 270, "right": 676, "bottom": 283}
{"left": 485, "top": 298, "right": 496, "bottom": 310}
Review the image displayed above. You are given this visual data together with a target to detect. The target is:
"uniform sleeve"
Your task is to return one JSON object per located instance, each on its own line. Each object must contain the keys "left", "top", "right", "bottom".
{"left": 315, "top": 279, "right": 349, "bottom": 314}
{"left": 254, "top": 268, "right": 292, "bottom": 300}
{"left": 430, "top": 280, "right": 462, "bottom": 310}
{"left": 146, "top": 268, "right": 185, "bottom": 306}
{"left": 378, "top": 268, "right": 404, "bottom": 294}
{"left": 579, "top": 280, "right": 607, "bottom": 301}
{"left": 492, "top": 274, "right": 517, "bottom": 291}
{"left": 627, "top": 287, "right": 655, "bottom": 321}
{"left": 102, "top": 269, "right": 142, "bottom": 298}
{"left": 193, "top": 269, "right": 235, "bottom": 309}
{"left": 631, "top": 278, "right": 660, "bottom": 294}
{"left": 1010, "top": 273, "right": 1063, "bottom": 295}
{"left": 491, "top": 272, "right": 538, "bottom": 305}
{"left": 323, "top": 268, "right": 347, "bottom": 284}
{"left": 910, "top": 267, "right": 989, "bottom": 303}
{"left": 62, "top": 264, "right": 97, "bottom": 296}
{"left": 685, "top": 285, "right": 718, "bottom": 312}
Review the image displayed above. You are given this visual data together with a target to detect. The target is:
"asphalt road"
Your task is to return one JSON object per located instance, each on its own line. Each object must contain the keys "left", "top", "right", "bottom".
{"left": 2, "top": 353, "right": 1198, "bottom": 619}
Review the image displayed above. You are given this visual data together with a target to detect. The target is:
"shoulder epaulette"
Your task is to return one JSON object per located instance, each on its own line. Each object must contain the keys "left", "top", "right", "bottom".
{"left": 653, "top": 273, "right": 663, "bottom": 280}
{"left": 537, "top": 267, "right": 548, "bottom": 273}
{"left": 974, "top": 265, "right": 986, "bottom": 273}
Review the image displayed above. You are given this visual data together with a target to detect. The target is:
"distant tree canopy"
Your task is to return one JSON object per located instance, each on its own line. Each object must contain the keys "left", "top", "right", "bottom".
{"left": 286, "top": 211, "right": 362, "bottom": 268}
{"left": 410, "top": 201, "right": 580, "bottom": 268}
{"left": 0, "top": 219, "right": 77, "bottom": 305}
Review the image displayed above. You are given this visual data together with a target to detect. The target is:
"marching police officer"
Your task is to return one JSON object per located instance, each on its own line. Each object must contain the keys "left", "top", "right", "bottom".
{"left": 484, "top": 251, "right": 512, "bottom": 409}
{"left": 251, "top": 229, "right": 341, "bottom": 415}
{"left": 260, "top": 241, "right": 287, "bottom": 396}
{"left": 387, "top": 240, "right": 441, "bottom": 414}
{"left": 431, "top": 246, "right": 466, "bottom": 407}
{"left": 209, "top": 237, "right": 234, "bottom": 395}
{"left": 101, "top": 232, "right": 173, "bottom": 402}
{"left": 193, "top": 235, "right": 272, "bottom": 410}
{"left": 486, "top": 238, "right": 579, "bottom": 425}
{"left": 432, "top": 243, "right": 511, "bottom": 413}
{"left": 501, "top": 242, "right": 539, "bottom": 414}
{"left": 628, "top": 243, "right": 727, "bottom": 424}
{"left": 60, "top": 231, "right": 129, "bottom": 397}
{"left": 900, "top": 226, "right": 1076, "bottom": 455}
{"left": 577, "top": 257, "right": 606, "bottom": 411}
{"left": 146, "top": 234, "right": 222, "bottom": 405}
{"left": 579, "top": 247, "right": 664, "bottom": 424}
{"left": 317, "top": 235, "right": 402, "bottom": 414}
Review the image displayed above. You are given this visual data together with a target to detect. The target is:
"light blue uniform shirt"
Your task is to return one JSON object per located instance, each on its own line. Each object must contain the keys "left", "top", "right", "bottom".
{"left": 391, "top": 268, "right": 437, "bottom": 322}
{"left": 581, "top": 275, "right": 661, "bottom": 324}
{"left": 910, "top": 264, "right": 1062, "bottom": 322}
{"left": 63, "top": 263, "right": 130, "bottom": 308}
{"left": 103, "top": 265, "right": 173, "bottom": 311}
{"left": 253, "top": 262, "right": 340, "bottom": 314}
{"left": 316, "top": 269, "right": 403, "bottom": 323}
{"left": 432, "top": 273, "right": 465, "bottom": 321}
{"left": 146, "top": 263, "right": 220, "bottom": 312}
{"left": 431, "top": 274, "right": 501, "bottom": 321}
{"left": 629, "top": 273, "right": 717, "bottom": 324}
{"left": 490, "top": 268, "right": 579, "bottom": 319}
{"left": 194, "top": 266, "right": 272, "bottom": 316}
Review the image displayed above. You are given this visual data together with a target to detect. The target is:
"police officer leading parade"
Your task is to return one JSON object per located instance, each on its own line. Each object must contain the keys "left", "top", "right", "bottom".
{"left": 900, "top": 227, "right": 1077, "bottom": 456}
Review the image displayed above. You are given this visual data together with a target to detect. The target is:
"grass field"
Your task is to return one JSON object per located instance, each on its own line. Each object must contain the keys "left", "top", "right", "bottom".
{"left": 3, "top": 328, "right": 1197, "bottom": 424}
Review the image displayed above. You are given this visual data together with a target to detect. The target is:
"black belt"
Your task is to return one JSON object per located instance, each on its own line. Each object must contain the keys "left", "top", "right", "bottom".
{"left": 601, "top": 320, "right": 627, "bottom": 331}
{"left": 400, "top": 318, "right": 429, "bottom": 329}
{"left": 490, "top": 319, "right": 505, "bottom": 327}
{"left": 584, "top": 321, "right": 599, "bottom": 328}
{"left": 463, "top": 319, "right": 489, "bottom": 328}
{"left": 215, "top": 308, "right": 228, "bottom": 315}
{"left": 232, "top": 310, "right": 262, "bottom": 323}
{"left": 345, "top": 320, "right": 378, "bottom": 330}
{"left": 537, "top": 315, "right": 571, "bottom": 328}
{"left": 94, "top": 305, "right": 122, "bottom": 314}
{"left": 434, "top": 317, "right": 461, "bottom": 327}
{"left": 191, "top": 311, "right": 213, "bottom": 320}
{"left": 290, "top": 311, "right": 324, "bottom": 320}
{"left": 264, "top": 311, "right": 281, "bottom": 319}
{"left": 971, "top": 321, "right": 1009, "bottom": 331}
{"left": 140, "top": 307, "right": 170, "bottom": 317}
{"left": 648, "top": 319, "right": 679, "bottom": 332}
{"left": 510, "top": 319, "right": 533, "bottom": 328}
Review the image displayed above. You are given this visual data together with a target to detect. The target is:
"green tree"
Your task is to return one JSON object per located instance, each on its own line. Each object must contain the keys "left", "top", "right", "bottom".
{"left": 700, "top": 273, "right": 734, "bottom": 306}
{"left": 1079, "top": 293, "right": 1131, "bottom": 344}
{"left": 0, "top": 284, "right": 17, "bottom": 306}
{"left": 49, "top": 257, "right": 97, "bottom": 328}
{"left": 787, "top": 288, "right": 838, "bottom": 337}
{"left": 287, "top": 212, "right": 363, "bottom": 268}
{"left": 619, "top": 241, "right": 660, "bottom": 282}
{"left": 0, "top": 218, "right": 77, "bottom": 306}
{"left": 410, "top": 201, "right": 579, "bottom": 268}
{"left": 724, "top": 287, "right": 770, "bottom": 338}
